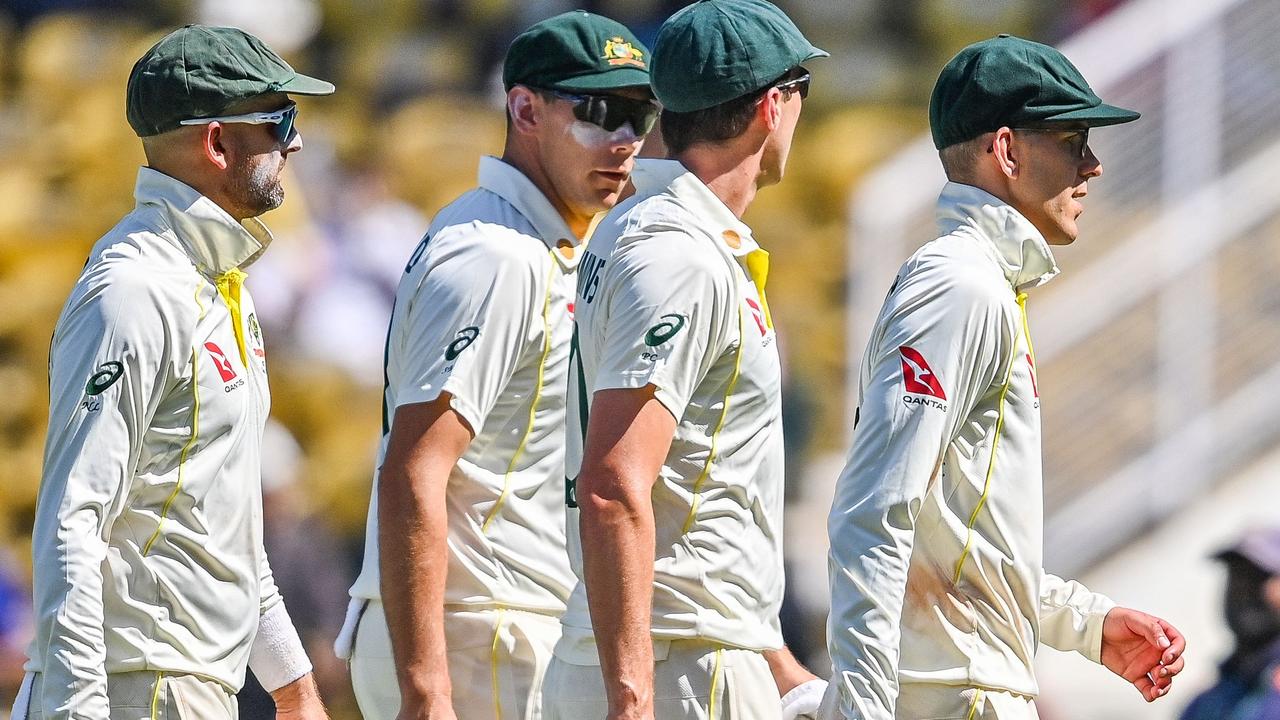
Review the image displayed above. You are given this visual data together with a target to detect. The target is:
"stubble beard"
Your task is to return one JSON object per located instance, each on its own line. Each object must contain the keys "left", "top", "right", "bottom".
{"left": 232, "top": 155, "right": 286, "bottom": 217}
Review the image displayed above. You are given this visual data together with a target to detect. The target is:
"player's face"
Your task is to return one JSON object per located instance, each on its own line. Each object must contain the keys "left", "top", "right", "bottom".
{"left": 1009, "top": 125, "right": 1102, "bottom": 245}
{"left": 538, "top": 87, "right": 651, "bottom": 218}
{"left": 222, "top": 92, "right": 304, "bottom": 217}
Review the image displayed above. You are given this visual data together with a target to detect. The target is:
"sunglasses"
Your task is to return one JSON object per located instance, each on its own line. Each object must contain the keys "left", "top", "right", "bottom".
{"left": 179, "top": 103, "right": 299, "bottom": 142}
{"left": 774, "top": 66, "right": 812, "bottom": 100}
{"left": 1015, "top": 126, "right": 1090, "bottom": 159}
{"left": 549, "top": 90, "right": 659, "bottom": 135}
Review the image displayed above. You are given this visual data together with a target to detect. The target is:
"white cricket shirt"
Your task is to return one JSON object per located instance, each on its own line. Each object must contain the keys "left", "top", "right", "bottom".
{"left": 28, "top": 168, "right": 285, "bottom": 717}
{"left": 825, "top": 183, "right": 1115, "bottom": 720}
{"left": 559, "top": 159, "right": 786, "bottom": 657}
{"left": 347, "top": 156, "right": 578, "bottom": 615}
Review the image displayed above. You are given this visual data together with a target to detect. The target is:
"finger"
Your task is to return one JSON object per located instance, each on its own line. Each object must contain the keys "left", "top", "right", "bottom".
{"left": 1134, "top": 617, "right": 1172, "bottom": 651}
{"left": 1160, "top": 654, "right": 1186, "bottom": 678}
{"left": 1133, "top": 674, "right": 1158, "bottom": 703}
{"left": 1159, "top": 619, "right": 1186, "bottom": 664}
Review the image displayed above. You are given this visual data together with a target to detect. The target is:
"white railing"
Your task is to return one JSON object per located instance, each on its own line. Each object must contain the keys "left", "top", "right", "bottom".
{"left": 844, "top": 0, "right": 1280, "bottom": 574}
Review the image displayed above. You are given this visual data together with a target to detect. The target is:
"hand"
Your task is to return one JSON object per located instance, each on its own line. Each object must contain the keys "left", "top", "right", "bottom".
{"left": 271, "top": 673, "right": 329, "bottom": 720}
{"left": 395, "top": 693, "right": 458, "bottom": 720}
{"left": 1100, "top": 607, "right": 1186, "bottom": 702}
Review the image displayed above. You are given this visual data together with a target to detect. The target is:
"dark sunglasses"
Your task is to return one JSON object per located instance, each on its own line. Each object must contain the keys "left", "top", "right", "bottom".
{"left": 549, "top": 90, "right": 659, "bottom": 135}
{"left": 774, "top": 66, "right": 812, "bottom": 100}
{"left": 1015, "top": 126, "right": 1090, "bottom": 159}
{"left": 180, "top": 103, "right": 299, "bottom": 142}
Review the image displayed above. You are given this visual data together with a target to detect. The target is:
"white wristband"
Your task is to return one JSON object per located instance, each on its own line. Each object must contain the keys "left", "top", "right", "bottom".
{"left": 780, "top": 678, "right": 828, "bottom": 720}
{"left": 248, "top": 602, "right": 313, "bottom": 692}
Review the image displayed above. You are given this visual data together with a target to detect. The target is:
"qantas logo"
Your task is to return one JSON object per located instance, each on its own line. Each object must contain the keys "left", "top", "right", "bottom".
{"left": 205, "top": 342, "right": 238, "bottom": 383}
{"left": 899, "top": 346, "right": 946, "bottom": 399}
{"left": 745, "top": 297, "right": 767, "bottom": 336}
{"left": 1027, "top": 354, "right": 1039, "bottom": 397}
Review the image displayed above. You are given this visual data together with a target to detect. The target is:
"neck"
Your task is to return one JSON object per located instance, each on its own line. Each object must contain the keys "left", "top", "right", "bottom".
{"left": 674, "top": 144, "right": 763, "bottom": 218}
{"left": 500, "top": 145, "right": 592, "bottom": 240}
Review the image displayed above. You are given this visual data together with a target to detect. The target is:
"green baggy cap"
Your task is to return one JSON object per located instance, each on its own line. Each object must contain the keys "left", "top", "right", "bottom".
{"left": 651, "top": 0, "right": 828, "bottom": 113}
{"left": 503, "top": 11, "right": 651, "bottom": 93}
{"left": 929, "top": 34, "right": 1139, "bottom": 150}
{"left": 127, "top": 24, "right": 335, "bottom": 137}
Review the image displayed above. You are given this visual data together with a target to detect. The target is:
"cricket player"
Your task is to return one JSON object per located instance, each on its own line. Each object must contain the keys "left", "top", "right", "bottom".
{"left": 542, "top": 2, "right": 829, "bottom": 718}
{"left": 17, "top": 25, "right": 332, "bottom": 720}
{"left": 822, "top": 35, "right": 1187, "bottom": 720}
{"left": 335, "top": 12, "right": 656, "bottom": 720}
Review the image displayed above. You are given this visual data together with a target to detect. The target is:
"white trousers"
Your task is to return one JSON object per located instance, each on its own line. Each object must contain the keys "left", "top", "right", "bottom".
{"left": 15, "top": 670, "right": 237, "bottom": 720}
{"left": 818, "top": 680, "right": 1039, "bottom": 720}
{"left": 348, "top": 600, "right": 561, "bottom": 720}
{"left": 541, "top": 638, "right": 782, "bottom": 720}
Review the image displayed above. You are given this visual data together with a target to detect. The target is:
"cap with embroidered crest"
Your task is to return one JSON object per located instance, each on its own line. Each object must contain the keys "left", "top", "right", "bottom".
{"left": 650, "top": 0, "right": 828, "bottom": 113}
{"left": 503, "top": 11, "right": 651, "bottom": 93}
{"left": 126, "top": 24, "right": 335, "bottom": 138}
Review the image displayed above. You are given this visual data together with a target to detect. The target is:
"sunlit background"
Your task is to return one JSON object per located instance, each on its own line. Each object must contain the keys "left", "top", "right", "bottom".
{"left": 1, "top": 0, "right": 1278, "bottom": 718}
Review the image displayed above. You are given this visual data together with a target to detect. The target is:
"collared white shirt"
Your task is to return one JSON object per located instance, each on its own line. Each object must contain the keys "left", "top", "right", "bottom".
{"left": 825, "top": 183, "right": 1114, "bottom": 720}
{"left": 28, "top": 168, "right": 281, "bottom": 716}
{"left": 347, "top": 156, "right": 579, "bottom": 615}
{"left": 560, "top": 158, "right": 786, "bottom": 655}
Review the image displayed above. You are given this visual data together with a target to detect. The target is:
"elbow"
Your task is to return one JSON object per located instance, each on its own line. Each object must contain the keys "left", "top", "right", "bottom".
{"left": 577, "top": 466, "right": 652, "bottom": 534}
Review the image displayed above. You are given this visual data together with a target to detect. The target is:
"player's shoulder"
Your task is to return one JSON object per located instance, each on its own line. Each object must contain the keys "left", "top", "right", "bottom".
{"left": 423, "top": 187, "right": 550, "bottom": 266}
{"left": 605, "top": 196, "right": 725, "bottom": 275}
{"left": 893, "top": 233, "right": 1014, "bottom": 312}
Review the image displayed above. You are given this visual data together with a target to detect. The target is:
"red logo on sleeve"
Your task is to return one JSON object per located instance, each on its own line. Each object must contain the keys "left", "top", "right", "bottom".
{"left": 899, "top": 346, "right": 946, "bottom": 399}
{"left": 204, "top": 342, "right": 238, "bottom": 382}
{"left": 745, "top": 298, "right": 767, "bottom": 336}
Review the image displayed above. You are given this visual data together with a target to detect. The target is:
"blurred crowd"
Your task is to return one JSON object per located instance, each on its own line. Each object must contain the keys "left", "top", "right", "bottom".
{"left": 0, "top": 0, "right": 1129, "bottom": 716}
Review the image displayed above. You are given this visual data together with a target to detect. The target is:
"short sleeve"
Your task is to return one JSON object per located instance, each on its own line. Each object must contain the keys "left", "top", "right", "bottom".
{"left": 590, "top": 231, "right": 733, "bottom": 419}
{"left": 390, "top": 230, "right": 543, "bottom": 433}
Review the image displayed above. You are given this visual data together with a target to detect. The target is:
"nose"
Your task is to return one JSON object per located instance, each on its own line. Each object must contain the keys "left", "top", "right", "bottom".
{"left": 283, "top": 129, "right": 304, "bottom": 155}
{"left": 1081, "top": 143, "right": 1102, "bottom": 179}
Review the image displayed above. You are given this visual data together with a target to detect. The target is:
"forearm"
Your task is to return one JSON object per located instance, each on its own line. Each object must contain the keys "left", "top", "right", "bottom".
{"left": 764, "top": 646, "right": 818, "bottom": 696}
{"left": 269, "top": 672, "right": 325, "bottom": 715}
{"left": 1039, "top": 570, "right": 1115, "bottom": 661}
{"left": 32, "top": 504, "right": 113, "bottom": 718}
{"left": 580, "top": 479, "right": 657, "bottom": 715}
{"left": 379, "top": 465, "right": 453, "bottom": 706}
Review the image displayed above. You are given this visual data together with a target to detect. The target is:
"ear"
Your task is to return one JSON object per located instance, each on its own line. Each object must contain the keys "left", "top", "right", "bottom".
{"left": 507, "top": 86, "right": 541, "bottom": 136}
{"left": 201, "top": 123, "right": 231, "bottom": 170}
{"left": 991, "top": 126, "right": 1019, "bottom": 179}
{"left": 758, "top": 87, "right": 784, "bottom": 132}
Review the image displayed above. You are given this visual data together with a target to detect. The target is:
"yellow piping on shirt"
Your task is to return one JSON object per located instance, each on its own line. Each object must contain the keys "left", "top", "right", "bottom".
{"left": 143, "top": 283, "right": 206, "bottom": 556}
{"left": 952, "top": 293, "right": 1028, "bottom": 584}
{"left": 682, "top": 307, "right": 746, "bottom": 535}
{"left": 489, "top": 607, "right": 506, "bottom": 718}
{"left": 482, "top": 256, "right": 557, "bottom": 533}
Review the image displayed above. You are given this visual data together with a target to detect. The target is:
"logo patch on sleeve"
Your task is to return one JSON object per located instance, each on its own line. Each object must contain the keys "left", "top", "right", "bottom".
{"left": 445, "top": 326, "right": 480, "bottom": 361}
{"left": 85, "top": 361, "right": 124, "bottom": 396}
{"left": 644, "top": 314, "right": 686, "bottom": 347}
{"left": 899, "top": 346, "right": 947, "bottom": 400}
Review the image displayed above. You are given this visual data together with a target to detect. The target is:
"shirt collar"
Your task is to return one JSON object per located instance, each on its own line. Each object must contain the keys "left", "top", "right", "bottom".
{"left": 630, "top": 159, "right": 760, "bottom": 257}
{"left": 478, "top": 156, "right": 582, "bottom": 268}
{"left": 935, "top": 182, "right": 1060, "bottom": 291}
{"left": 133, "top": 167, "right": 274, "bottom": 277}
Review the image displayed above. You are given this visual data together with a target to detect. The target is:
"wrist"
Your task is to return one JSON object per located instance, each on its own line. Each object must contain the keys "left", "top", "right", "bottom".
{"left": 270, "top": 673, "right": 322, "bottom": 711}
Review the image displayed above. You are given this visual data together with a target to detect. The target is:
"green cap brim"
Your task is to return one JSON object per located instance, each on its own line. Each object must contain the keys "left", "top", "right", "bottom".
{"left": 803, "top": 45, "right": 830, "bottom": 62}
{"left": 550, "top": 66, "right": 652, "bottom": 93}
{"left": 1044, "top": 102, "right": 1140, "bottom": 126}
{"left": 278, "top": 73, "right": 336, "bottom": 96}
